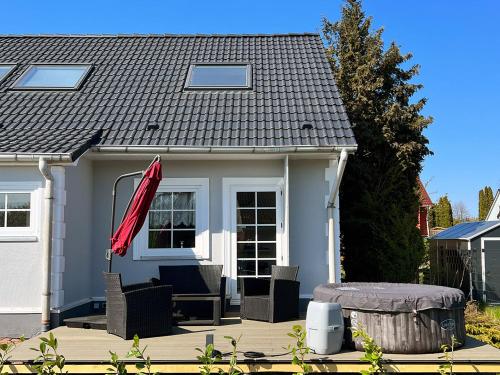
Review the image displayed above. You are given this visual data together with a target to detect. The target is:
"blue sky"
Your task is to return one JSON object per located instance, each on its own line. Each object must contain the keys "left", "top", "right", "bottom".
{"left": 2, "top": 0, "right": 499, "bottom": 216}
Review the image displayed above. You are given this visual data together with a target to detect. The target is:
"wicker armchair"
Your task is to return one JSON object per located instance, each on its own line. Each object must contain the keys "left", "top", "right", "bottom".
{"left": 103, "top": 272, "right": 173, "bottom": 339}
{"left": 240, "top": 266, "right": 300, "bottom": 323}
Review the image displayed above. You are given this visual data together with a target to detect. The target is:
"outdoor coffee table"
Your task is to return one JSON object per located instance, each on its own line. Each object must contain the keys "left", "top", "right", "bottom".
{"left": 172, "top": 293, "right": 221, "bottom": 326}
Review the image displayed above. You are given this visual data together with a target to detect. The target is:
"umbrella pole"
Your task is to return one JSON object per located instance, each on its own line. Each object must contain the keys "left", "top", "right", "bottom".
{"left": 107, "top": 170, "right": 145, "bottom": 272}
{"left": 106, "top": 155, "right": 161, "bottom": 273}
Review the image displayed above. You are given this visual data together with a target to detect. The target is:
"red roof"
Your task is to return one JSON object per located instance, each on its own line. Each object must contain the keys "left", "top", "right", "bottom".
{"left": 417, "top": 177, "right": 433, "bottom": 207}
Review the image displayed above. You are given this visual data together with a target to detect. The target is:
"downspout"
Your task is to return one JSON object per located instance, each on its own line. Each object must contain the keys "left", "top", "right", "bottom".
{"left": 327, "top": 149, "right": 349, "bottom": 283}
{"left": 39, "top": 158, "right": 54, "bottom": 332}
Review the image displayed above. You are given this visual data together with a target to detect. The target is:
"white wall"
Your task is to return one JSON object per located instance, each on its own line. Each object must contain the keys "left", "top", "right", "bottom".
{"left": 90, "top": 159, "right": 284, "bottom": 296}
{"left": 288, "top": 159, "right": 330, "bottom": 295}
{"left": 62, "top": 157, "right": 94, "bottom": 305}
{"left": 0, "top": 167, "right": 44, "bottom": 313}
{"left": 486, "top": 191, "right": 500, "bottom": 221}
{"left": 0, "top": 158, "right": 336, "bottom": 314}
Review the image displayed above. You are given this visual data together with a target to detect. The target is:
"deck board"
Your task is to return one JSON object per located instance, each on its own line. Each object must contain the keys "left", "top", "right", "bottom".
{"left": 7, "top": 318, "right": 500, "bottom": 373}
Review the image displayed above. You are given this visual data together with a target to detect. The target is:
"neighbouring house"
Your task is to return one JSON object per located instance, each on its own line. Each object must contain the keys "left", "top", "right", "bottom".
{"left": 429, "top": 220, "right": 500, "bottom": 303}
{"left": 486, "top": 189, "right": 500, "bottom": 221}
{"left": 0, "top": 34, "right": 357, "bottom": 336}
{"left": 417, "top": 177, "right": 432, "bottom": 237}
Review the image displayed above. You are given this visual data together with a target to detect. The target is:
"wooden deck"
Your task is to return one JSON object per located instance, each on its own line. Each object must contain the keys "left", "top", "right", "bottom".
{"left": 5, "top": 317, "right": 500, "bottom": 373}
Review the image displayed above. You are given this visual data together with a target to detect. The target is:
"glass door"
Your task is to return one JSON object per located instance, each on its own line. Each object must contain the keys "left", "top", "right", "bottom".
{"left": 235, "top": 191, "right": 279, "bottom": 294}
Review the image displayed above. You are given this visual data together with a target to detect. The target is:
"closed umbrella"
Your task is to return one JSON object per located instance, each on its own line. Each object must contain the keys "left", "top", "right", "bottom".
{"left": 107, "top": 156, "right": 162, "bottom": 271}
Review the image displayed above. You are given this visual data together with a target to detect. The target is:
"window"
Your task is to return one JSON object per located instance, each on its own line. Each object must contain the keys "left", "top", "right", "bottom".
{"left": 12, "top": 64, "right": 92, "bottom": 90}
{"left": 0, "top": 193, "right": 30, "bottom": 228}
{"left": 133, "top": 178, "right": 209, "bottom": 259}
{"left": 149, "top": 192, "right": 196, "bottom": 249}
{"left": 0, "top": 182, "right": 41, "bottom": 240}
{"left": 0, "top": 64, "right": 15, "bottom": 83}
{"left": 186, "top": 64, "right": 251, "bottom": 88}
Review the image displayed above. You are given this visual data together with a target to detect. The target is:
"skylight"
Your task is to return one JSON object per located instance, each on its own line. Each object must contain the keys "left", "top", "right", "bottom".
{"left": 13, "top": 64, "right": 92, "bottom": 90}
{"left": 186, "top": 64, "right": 250, "bottom": 88}
{"left": 0, "top": 65, "right": 15, "bottom": 83}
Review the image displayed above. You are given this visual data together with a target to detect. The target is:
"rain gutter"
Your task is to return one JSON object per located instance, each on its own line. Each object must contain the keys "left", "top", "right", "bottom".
{"left": 92, "top": 145, "right": 358, "bottom": 154}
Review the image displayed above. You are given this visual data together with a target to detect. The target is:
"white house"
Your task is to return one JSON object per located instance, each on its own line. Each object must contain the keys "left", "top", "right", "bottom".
{"left": 486, "top": 189, "right": 500, "bottom": 221}
{"left": 0, "top": 34, "right": 357, "bottom": 336}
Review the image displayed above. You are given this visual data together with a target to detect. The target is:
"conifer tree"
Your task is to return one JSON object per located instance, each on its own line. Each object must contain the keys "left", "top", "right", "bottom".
{"left": 479, "top": 189, "right": 485, "bottom": 220}
{"left": 322, "top": 0, "right": 432, "bottom": 282}
{"left": 434, "top": 196, "right": 453, "bottom": 228}
{"left": 479, "top": 186, "right": 494, "bottom": 220}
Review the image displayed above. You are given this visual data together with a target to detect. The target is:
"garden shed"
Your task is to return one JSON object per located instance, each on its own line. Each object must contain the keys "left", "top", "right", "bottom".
{"left": 429, "top": 221, "right": 500, "bottom": 303}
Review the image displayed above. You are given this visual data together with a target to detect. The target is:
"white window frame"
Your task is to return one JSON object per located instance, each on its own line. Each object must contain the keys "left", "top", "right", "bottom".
{"left": 133, "top": 178, "right": 209, "bottom": 260}
{"left": 222, "top": 177, "right": 285, "bottom": 303}
{"left": 0, "top": 182, "right": 42, "bottom": 240}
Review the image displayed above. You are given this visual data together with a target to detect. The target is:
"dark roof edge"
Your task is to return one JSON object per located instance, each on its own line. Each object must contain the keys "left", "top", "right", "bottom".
{"left": 0, "top": 33, "right": 320, "bottom": 39}
{"left": 68, "top": 129, "right": 103, "bottom": 161}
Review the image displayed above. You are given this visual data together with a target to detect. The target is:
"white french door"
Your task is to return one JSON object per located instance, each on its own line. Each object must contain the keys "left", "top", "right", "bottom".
{"left": 223, "top": 178, "right": 284, "bottom": 303}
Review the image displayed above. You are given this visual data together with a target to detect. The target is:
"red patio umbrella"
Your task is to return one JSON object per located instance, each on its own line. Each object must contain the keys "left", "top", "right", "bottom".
{"left": 107, "top": 156, "right": 162, "bottom": 271}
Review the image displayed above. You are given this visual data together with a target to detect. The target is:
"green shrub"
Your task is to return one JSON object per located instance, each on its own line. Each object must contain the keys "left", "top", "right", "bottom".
{"left": 351, "top": 326, "right": 385, "bottom": 375}
{"left": 465, "top": 302, "right": 500, "bottom": 349}
{"left": 287, "top": 324, "right": 312, "bottom": 375}
{"left": 30, "top": 332, "right": 66, "bottom": 374}
{"left": 0, "top": 337, "right": 24, "bottom": 375}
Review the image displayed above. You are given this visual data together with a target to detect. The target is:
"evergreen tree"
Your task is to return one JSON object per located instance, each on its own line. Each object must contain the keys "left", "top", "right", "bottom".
{"left": 322, "top": 0, "right": 432, "bottom": 282}
{"left": 479, "top": 189, "right": 485, "bottom": 220}
{"left": 479, "top": 186, "right": 494, "bottom": 220}
{"left": 434, "top": 196, "right": 453, "bottom": 228}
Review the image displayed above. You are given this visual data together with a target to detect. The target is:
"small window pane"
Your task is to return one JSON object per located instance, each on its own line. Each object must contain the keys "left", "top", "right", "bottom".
{"left": 258, "top": 243, "right": 276, "bottom": 258}
{"left": 237, "top": 243, "right": 255, "bottom": 258}
{"left": 237, "top": 226, "right": 255, "bottom": 241}
{"left": 6, "top": 211, "right": 30, "bottom": 227}
{"left": 237, "top": 192, "right": 255, "bottom": 208}
{"left": 149, "top": 231, "right": 171, "bottom": 248}
{"left": 7, "top": 193, "right": 30, "bottom": 209}
{"left": 257, "top": 209, "right": 275, "bottom": 225}
{"left": 173, "top": 211, "right": 195, "bottom": 229}
{"left": 237, "top": 209, "right": 255, "bottom": 224}
{"left": 0, "top": 211, "right": 4, "bottom": 227}
{"left": 173, "top": 192, "right": 195, "bottom": 210}
{"left": 0, "top": 65, "right": 14, "bottom": 81}
{"left": 149, "top": 211, "right": 171, "bottom": 229}
{"left": 257, "top": 192, "right": 275, "bottom": 207}
{"left": 257, "top": 226, "right": 276, "bottom": 241}
{"left": 237, "top": 260, "right": 256, "bottom": 276}
{"left": 15, "top": 65, "right": 90, "bottom": 89}
{"left": 258, "top": 260, "right": 275, "bottom": 276}
{"left": 172, "top": 231, "right": 195, "bottom": 248}
{"left": 189, "top": 65, "right": 248, "bottom": 87}
{"left": 0, "top": 193, "right": 5, "bottom": 209}
{"left": 151, "top": 193, "right": 172, "bottom": 210}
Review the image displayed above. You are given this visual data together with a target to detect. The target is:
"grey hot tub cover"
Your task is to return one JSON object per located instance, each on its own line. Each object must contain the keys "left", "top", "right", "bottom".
{"left": 313, "top": 283, "right": 465, "bottom": 312}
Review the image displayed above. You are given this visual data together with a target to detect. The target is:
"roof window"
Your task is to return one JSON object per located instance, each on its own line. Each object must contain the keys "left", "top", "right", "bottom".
{"left": 12, "top": 64, "right": 92, "bottom": 90}
{"left": 0, "top": 64, "right": 16, "bottom": 83}
{"left": 186, "top": 64, "right": 251, "bottom": 89}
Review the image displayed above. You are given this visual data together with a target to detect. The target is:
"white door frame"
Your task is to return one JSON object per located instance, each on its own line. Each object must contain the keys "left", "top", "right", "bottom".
{"left": 222, "top": 177, "right": 285, "bottom": 303}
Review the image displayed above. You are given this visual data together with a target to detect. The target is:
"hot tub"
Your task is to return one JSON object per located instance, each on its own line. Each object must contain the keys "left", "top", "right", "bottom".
{"left": 313, "top": 283, "right": 466, "bottom": 354}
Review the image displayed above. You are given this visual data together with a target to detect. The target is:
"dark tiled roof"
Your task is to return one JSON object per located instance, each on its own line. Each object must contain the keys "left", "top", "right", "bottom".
{"left": 0, "top": 34, "right": 356, "bottom": 153}
{"left": 0, "top": 125, "right": 102, "bottom": 161}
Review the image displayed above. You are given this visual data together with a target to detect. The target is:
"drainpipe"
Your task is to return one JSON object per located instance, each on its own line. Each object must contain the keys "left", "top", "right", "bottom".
{"left": 327, "top": 149, "right": 349, "bottom": 283}
{"left": 39, "top": 158, "right": 54, "bottom": 332}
